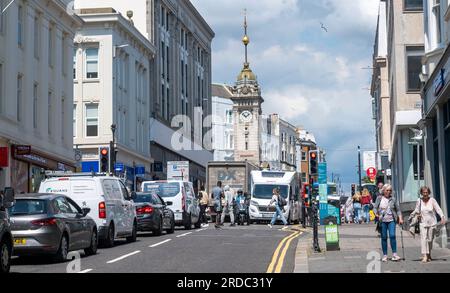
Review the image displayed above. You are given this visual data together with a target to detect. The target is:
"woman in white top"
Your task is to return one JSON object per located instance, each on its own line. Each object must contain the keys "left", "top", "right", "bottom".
{"left": 410, "top": 187, "right": 446, "bottom": 263}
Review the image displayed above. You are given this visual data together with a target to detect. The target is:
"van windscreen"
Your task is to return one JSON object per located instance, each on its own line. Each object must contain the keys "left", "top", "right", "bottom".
{"left": 143, "top": 183, "right": 180, "bottom": 198}
{"left": 253, "top": 185, "right": 289, "bottom": 199}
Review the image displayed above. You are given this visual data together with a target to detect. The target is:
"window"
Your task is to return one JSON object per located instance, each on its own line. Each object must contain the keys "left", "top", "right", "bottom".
{"left": 17, "top": 75, "right": 22, "bottom": 122}
{"left": 404, "top": 0, "right": 423, "bottom": 11}
{"left": 61, "top": 34, "right": 66, "bottom": 75}
{"left": 73, "top": 104, "right": 76, "bottom": 137}
{"left": 161, "top": 6, "right": 165, "bottom": 27}
{"left": 166, "top": 45, "right": 169, "bottom": 82}
{"left": 34, "top": 15, "right": 40, "bottom": 58}
{"left": 18, "top": 4, "right": 23, "bottom": 47}
{"left": 33, "top": 83, "right": 38, "bottom": 129}
{"left": 86, "top": 48, "right": 99, "bottom": 79}
{"left": 48, "top": 91, "right": 52, "bottom": 135}
{"left": 226, "top": 110, "right": 233, "bottom": 124}
{"left": 301, "top": 173, "right": 307, "bottom": 183}
{"left": 406, "top": 46, "right": 424, "bottom": 91}
{"left": 302, "top": 151, "right": 307, "bottom": 161}
{"left": 412, "top": 145, "right": 424, "bottom": 180}
{"left": 433, "top": 0, "right": 442, "bottom": 44}
{"left": 226, "top": 133, "right": 234, "bottom": 149}
{"left": 61, "top": 97, "right": 65, "bottom": 141}
{"left": 73, "top": 48, "right": 77, "bottom": 79}
{"left": 48, "top": 25, "right": 54, "bottom": 67}
{"left": 85, "top": 104, "right": 98, "bottom": 137}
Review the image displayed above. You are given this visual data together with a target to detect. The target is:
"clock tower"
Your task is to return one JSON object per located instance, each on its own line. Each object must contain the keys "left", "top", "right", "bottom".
{"left": 230, "top": 12, "right": 264, "bottom": 166}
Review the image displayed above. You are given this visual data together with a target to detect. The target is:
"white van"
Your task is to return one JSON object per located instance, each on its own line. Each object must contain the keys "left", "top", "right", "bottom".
{"left": 141, "top": 181, "right": 200, "bottom": 230}
{"left": 249, "top": 171, "right": 301, "bottom": 224}
{"left": 39, "top": 175, "right": 137, "bottom": 247}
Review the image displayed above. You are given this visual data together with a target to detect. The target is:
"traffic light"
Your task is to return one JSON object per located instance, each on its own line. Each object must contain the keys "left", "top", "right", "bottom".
{"left": 99, "top": 147, "right": 110, "bottom": 173}
{"left": 309, "top": 150, "right": 318, "bottom": 175}
{"left": 351, "top": 184, "right": 356, "bottom": 196}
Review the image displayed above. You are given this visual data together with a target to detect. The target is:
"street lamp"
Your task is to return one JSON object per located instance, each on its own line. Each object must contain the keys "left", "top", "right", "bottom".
{"left": 110, "top": 124, "right": 117, "bottom": 176}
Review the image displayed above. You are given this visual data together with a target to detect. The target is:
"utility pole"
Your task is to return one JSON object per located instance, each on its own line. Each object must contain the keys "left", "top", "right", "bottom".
{"left": 358, "top": 146, "right": 362, "bottom": 192}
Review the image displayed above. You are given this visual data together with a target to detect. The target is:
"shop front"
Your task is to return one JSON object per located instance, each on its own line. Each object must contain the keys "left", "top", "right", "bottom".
{"left": 11, "top": 145, "right": 75, "bottom": 193}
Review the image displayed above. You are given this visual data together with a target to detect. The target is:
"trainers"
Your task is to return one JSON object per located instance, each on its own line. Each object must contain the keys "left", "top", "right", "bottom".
{"left": 268, "top": 224, "right": 273, "bottom": 228}
{"left": 382, "top": 255, "right": 388, "bottom": 262}
{"left": 391, "top": 255, "right": 401, "bottom": 262}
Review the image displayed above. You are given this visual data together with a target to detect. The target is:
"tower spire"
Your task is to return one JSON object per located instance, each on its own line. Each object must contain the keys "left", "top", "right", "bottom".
{"left": 243, "top": 8, "right": 249, "bottom": 65}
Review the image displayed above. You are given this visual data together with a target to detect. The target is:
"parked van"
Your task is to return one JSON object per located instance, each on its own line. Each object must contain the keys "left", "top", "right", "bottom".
{"left": 0, "top": 188, "right": 14, "bottom": 273}
{"left": 39, "top": 174, "right": 137, "bottom": 248}
{"left": 249, "top": 171, "right": 301, "bottom": 224}
{"left": 141, "top": 181, "right": 200, "bottom": 230}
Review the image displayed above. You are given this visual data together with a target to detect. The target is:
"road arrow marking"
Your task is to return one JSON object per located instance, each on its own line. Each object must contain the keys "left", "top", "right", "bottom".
{"left": 149, "top": 239, "right": 172, "bottom": 248}
{"left": 106, "top": 251, "right": 141, "bottom": 264}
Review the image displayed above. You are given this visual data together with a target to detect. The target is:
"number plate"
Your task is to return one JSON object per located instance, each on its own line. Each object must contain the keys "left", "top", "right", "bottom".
{"left": 175, "top": 213, "right": 183, "bottom": 221}
{"left": 14, "top": 238, "right": 26, "bottom": 246}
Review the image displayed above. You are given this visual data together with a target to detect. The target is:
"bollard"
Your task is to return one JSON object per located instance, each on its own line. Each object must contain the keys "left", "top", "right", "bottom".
{"left": 312, "top": 201, "right": 321, "bottom": 253}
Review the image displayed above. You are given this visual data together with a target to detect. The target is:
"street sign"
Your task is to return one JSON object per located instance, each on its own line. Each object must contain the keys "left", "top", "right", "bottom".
{"left": 115, "top": 163, "right": 124, "bottom": 172}
{"left": 135, "top": 166, "right": 145, "bottom": 175}
{"left": 318, "top": 162, "right": 327, "bottom": 184}
{"left": 168, "top": 161, "right": 189, "bottom": 181}
{"left": 367, "top": 167, "right": 377, "bottom": 180}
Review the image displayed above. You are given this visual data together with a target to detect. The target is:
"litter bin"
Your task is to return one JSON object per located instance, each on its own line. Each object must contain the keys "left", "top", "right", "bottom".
{"left": 324, "top": 215, "right": 340, "bottom": 251}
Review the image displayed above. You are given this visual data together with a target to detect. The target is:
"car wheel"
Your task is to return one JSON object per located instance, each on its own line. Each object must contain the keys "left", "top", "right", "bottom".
{"left": 53, "top": 234, "right": 69, "bottom": 263}
{"left": 0, "top": 240, "right": 11, "bottom": 274}
{"left": 153, "top": 217, "right": 163, "bottom": 236}
{"left": 102, "top": 223, "right": 115, "bottom": 248}
{"left": 184, "top": 213, "right": 192, "bottom": 230}
{"left": 127, "top": 221, "right": 137, "bottom": 243}
{"left": 84, "top": 229, "right": 98, "bottom": 256}
{"left": 166, "top": 216, "right": 175, "bottom": 234}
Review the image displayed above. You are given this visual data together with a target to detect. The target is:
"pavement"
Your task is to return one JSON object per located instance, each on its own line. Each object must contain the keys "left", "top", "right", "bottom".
{"left": 294, "top": 223, "right": 450, "bottom": 273}
{"left": 10, "top": 223, "right": 301, "bottom": 274}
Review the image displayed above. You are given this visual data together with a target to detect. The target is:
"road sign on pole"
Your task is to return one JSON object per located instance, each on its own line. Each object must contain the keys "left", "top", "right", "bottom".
{"left": 367, "top": 167, "right": 377, "bottom": 180}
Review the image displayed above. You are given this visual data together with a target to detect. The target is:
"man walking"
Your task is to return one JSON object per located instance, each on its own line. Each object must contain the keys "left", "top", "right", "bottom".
{"left": 198, "top": 185, "right": 209, "bottom": 228}
{"left": 212, "top": 181, "right": 224, "bottom": 229}
{"left": 268, "top": 188, "right": 288, "bottom": 230}
{"left": 220, "top": 186, "right": 236, "bottom": 227}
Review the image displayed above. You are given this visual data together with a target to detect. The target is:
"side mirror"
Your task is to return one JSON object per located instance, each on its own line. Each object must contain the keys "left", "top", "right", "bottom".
{"left": 2, "top": 188, "right": 15, "bottom": 209}
{"left": 82, "top": 208, "right": 91, "bottom": 217}
{"left": 131, "top": 192, "right": 137, "bottom": 200}
{"left": 166, "top": 201, "right": 173, "bottom": 206}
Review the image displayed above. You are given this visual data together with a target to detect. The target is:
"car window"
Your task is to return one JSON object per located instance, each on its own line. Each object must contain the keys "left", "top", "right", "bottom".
{"left": 152, "top": 195, "right": 163, "bottom": 205}
{"left": 9, "top": 199, "right": 47, "bottom": 215}
{"left": 119, "top": 181, "right": 130, "bottom": 201}
{"left": 66, "top": 198, "right": 82, "bottom": 214}
{"left": 134, "top": 193, "right": 155, "bottom": 204}
{"left": 54, "top": 197, "right": 75, "bottom": 214}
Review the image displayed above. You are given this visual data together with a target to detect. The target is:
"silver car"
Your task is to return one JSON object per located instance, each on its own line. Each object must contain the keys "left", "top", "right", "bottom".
{"left": 9, "top": 194, "right": 98, "bottom": 262}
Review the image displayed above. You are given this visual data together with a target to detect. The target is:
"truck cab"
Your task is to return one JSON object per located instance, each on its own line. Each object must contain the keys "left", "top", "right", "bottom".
{"left": 0, "top": 188, "right": 15, "bottom": 273}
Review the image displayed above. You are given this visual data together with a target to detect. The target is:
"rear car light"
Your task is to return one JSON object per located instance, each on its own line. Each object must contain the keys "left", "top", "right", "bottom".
{"left": 136, "top": 206, "right": 153, "bottom": 215}
{"left": 99, "top": 201, "right": 106, "bottom": 219}
{"left": 31, "top": 218, "right": 57, "bottom": 226}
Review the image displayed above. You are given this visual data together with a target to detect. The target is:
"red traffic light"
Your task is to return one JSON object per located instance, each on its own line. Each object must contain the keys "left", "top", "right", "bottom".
{"left": 311, "top": 152, "right": 317, "bottom": 159}
{"left": 101, "top": 148, "right": 108, "bottom": 156}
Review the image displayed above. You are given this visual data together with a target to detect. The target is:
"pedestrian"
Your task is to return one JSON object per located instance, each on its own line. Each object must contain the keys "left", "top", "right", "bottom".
{"left": 409, "top": 186, "right": 446, "bottom": 263}
{"left": 373, "top": 182, "right": 384, "bottom": 203}
{"left": 374, "top": 184, "right": 404, "bottom": 262}
{"left": 344, "top": 196, "right": 353, "bottom": 223}
{"left": 361, "top": 188, "right": 372, "bottom": 224}
{"left": 212, "top": 181, "right": 224, "bottom": 229}
{"left": 268, "top": 188, "right": 288, "bottom": 230}
{"left": 220, "top": 186, "right": 236, "bottom": 227}
{"left": 198, "top": 185, "right": 209, "bottom": 228}
{"left": 352, "top": 191, "right": 362, "bottom": 224}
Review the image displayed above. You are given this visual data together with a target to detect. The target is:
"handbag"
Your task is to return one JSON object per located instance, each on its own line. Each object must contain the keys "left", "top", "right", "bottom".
{"left": 415, "top": 199, "right": 422, "bottom": 234}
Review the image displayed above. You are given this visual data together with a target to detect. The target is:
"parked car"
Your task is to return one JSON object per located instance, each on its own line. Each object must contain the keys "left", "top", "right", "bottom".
{"left": 39, "top": 174, "right": 137, "bottom": 248}
{"left": 0, "top": 188, "right": 15, "bottom": 273}
{"left": 132, "top": 192, "right": 175, "bottom": 235}
{"left": 141, "top": 181, "right": 200, "bottom": 230}
{"left": 9, "top": 194, "right": 97, "bottom": 262}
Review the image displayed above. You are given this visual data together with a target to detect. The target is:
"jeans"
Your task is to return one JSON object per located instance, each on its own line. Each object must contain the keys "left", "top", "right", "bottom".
{"left": 381, "top": 221, "right": 397, "bottom": 256}
{"left": 199, "top": 204, "right": 208, "bottom": 224}
{"left": 271, "top": 205, "right": 288, "bottom": 226}
{"left": 363, "top": 204, "right": 370, "bottom": 223}
{"left": 353, "top": 203, "right": 362, "bottom": 223}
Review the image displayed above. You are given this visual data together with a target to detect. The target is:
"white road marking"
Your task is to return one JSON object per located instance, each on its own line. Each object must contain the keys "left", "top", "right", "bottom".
{"left": 78, "top": 269, "right": 93, "bottom": 274}
{"left": 344, "top": 256, "right": 362, "bottom": 259}
{"left": 106, "top": 251, "right": 141, "bottom": 264}
{"left": 177, "top": 232, "right": 193, "bottom": 238}
{"left": 196, "top": 228, "right": 207, "bottom": 232}
{"left": 149, "top": 239, "right": 172, "bottom": 248}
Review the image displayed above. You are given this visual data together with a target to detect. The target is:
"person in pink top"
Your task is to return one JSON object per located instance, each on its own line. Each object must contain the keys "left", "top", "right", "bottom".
{"left": 410, "top": 187, "right": 446, "bottom": 263}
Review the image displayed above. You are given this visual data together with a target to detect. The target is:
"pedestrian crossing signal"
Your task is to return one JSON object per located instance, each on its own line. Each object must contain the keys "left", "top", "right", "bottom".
{"left": 99, "top": 147, "right": 110, "bottom": 173}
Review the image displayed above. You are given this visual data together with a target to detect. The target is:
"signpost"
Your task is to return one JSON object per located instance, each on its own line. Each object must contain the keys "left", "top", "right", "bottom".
{"left": 318, "top": 162, "right": 328, "bottom": 225}
{"left": 168, "top": 161, "right": 189, "bottom": 181}
{"left": 367, "top": 167, "right": 377, "bottom": 181}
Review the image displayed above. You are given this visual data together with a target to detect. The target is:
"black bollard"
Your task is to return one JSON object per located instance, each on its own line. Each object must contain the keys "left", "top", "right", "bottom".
{"left": 312, "top": 201, "right": 321, "bottom": 253}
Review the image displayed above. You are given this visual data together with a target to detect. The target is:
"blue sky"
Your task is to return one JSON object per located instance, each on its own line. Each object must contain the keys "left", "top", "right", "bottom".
{"left": 192, "top": 0, "right": 380, "bottom": 191}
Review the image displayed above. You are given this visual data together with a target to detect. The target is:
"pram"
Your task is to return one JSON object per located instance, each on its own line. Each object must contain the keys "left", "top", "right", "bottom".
{"left": 234, "top": 191, "right": 250, "bottom": 226}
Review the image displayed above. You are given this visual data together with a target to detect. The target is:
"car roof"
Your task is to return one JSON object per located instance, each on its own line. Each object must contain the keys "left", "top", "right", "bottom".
{"left": 15, "top": 193, "right": 63, "bottom": 200}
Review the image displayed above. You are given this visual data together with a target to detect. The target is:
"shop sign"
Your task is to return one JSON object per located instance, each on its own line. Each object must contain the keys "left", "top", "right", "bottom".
{"left": 434, "top": 69, "right": 445, "bottom": 97}
{"left": 14, "top": 145, "right": 31, "bottom": 156}
{"left": 0, "top": 147, "right": 8, "bottom": 167}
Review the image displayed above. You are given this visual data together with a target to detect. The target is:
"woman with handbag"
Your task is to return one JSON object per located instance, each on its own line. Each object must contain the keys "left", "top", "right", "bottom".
{"left": 352, "top": 191, "right": 362, "bottom": 224}
{"left": 374, "top": 184, "right": 404, "bottom": 262}
{"left": 410, "top": 187, "right": 445, "bottom": 263}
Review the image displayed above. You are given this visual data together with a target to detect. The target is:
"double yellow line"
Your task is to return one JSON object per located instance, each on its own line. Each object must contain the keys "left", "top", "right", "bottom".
{"left": 267, "top": 230, "right": 301, "bottom": 273}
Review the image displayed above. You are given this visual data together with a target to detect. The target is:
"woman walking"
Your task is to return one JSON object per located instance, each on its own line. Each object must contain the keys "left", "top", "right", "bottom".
{"left": 268, "top": 188, "right": 288, "bottom": 230}
{"left": 361, "top": 188, "right": 372, "bottom": 224}
{"left": 410, "top": 187, "right": 446, "bottom": 263}
{"left": 374, "top": 184, "right": 404, "bottom": 262}
{"left": 352, "top": 191, "right": 362, "bottom": 224}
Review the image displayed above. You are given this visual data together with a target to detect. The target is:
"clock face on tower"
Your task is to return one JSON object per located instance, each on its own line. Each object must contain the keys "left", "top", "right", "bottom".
{"left": 240, "top": 110, "right": 253, "bottom": 123}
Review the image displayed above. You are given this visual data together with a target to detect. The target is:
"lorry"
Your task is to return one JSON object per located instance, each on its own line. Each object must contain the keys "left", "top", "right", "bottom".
{"left": 206, "top": 161, "right": 259, "bottom": 222}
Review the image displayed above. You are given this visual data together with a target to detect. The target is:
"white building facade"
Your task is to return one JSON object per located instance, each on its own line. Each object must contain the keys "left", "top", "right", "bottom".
{"left": 211, "top": 84, "right": 235, "bottom": 161}
{"left": 0, "top": 0, "right": 82, "bottom": 193}
{"left": 73, "top": 9, "right": 155, "bottom": 190}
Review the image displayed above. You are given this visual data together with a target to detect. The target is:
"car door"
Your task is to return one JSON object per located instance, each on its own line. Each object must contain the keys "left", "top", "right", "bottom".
{"left": 154, "top": 195, "right": 170, "bottom": 228}
{"left": 118, "top": 181, "right": 133, "bottom": 234}
{"left": 66, "top": 197, "right": 91, "bottom": 248}
{"left": 53, "top": 197, "right": 83, "bottom": 250}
